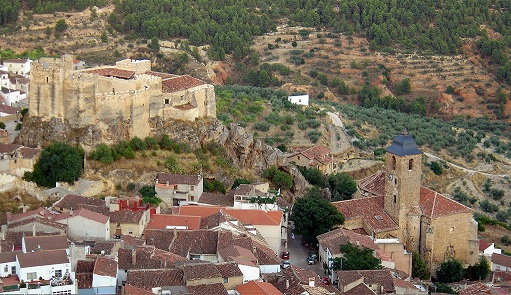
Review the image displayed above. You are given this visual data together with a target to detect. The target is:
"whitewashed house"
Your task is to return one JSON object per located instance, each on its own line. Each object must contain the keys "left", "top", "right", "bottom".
{"left": 480, "top": 239, "right": 501, "bottom": 258}
{"left": 91, "top": 256, "right": 117, "bottom": 294}
{"left": 0, "top": 70, "right": 8, "bottom": 87}
{"left": 287, "top": 94, "right": 309, "bottom": 106}
{"left": 0, "top": 251, "right": 21, "bottom": 277}
{"left": 0, "top": 87, "right": 27, "bottom": 106}
{"left": 54, "top": 208, "right": 110, "bottom": 241}
{"left": 155, "top": 173, "right": 203, "bottom": 206}
{"left": 16, "top": 249, "right": 71, "bottom": 281}
{"left": 3, "top": 59, "right": 31, "bottom": 76}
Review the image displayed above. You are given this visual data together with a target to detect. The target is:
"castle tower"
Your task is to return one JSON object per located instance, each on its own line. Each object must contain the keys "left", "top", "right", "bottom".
{"left": 384, "top": 129, "right": 423, "bottom": 252}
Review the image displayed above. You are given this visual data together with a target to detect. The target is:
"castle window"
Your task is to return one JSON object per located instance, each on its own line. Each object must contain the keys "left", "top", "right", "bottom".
{"left": 394, "top": 178, "right": 397, "bottom": 185}
{"left": 394, "top": 195, "right": 396, "bottom": 203}
{"left": 164, "top": 98, "right": 170, "bottom": 104}
{"left": 46, "top": 77, "right": 49, "bottom": 83}
{"left": 392, "top": 156, "right": 396, "bottom": 170}
{"left": 409, "top": 159, "right": 414, "bottom": 170}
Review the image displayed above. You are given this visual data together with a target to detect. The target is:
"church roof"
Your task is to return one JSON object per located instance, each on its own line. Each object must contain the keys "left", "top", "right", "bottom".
{"left": 419, "top": 187, "right": 472, "bottom": 218}
{"left": 332, "top": 196, "right": 398, "bottom": 233}
{"left": 357, "top": 171, "right": 386, "bottom": 197}
{"left": 386, "top": 130, "right": 422, "bottom": 156}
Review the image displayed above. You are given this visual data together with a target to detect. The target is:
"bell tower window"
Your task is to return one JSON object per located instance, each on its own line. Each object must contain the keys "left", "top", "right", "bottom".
{"left": 392, "top": 156, "right": 396, "bottom": 170}
{"left": 409, "top": 159, "right": 413, "bottom": 170}
{"left": 394, "top": 195, "right": 397, "bottom": 203}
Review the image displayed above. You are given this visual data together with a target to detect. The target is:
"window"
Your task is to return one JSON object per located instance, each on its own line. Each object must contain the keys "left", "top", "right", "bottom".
{"left": 47, "top": 77, "right": 49, "bottom": 83}
{"left": 164, "top": 98, "right": 170, "bottom": 104}
{"left": 394, "top": 178, "right": 397, "bottom": 185}
{"left": 11, "top": 266, "right": 15, "bottom": 274}
{"left": 190, "top": 254, "right": 201, "bottom": 260}
{"left": 223, "top": 278, "right": 228, "bottom": 283}
{"left": 392, "top": 156, "right": 396, "bottom": 170}
{"left": 116, "top": 222, "right": 121, "bottom": 227}
{"left": 128, "top": 230, "right": 133, "bottom": 235}
{"left": 190, "top": 196, "right": 194, "bottom": 201}
{"left": 4, "top": 265, "right": 7, "bottom": 272}
{"left": 394, "top": 195, "right": 396, "bottom": 203}
{"left": 190, "top": 185, "right": 194, "bottom": 191}
{"left": 409, "top": 159, "right": 413, "bottom": 170}
{"left": 27, "top": 272, "right": 37, "bottom": 280}
{"left": 55, "top": 269, "right": 62, "bottom": 278}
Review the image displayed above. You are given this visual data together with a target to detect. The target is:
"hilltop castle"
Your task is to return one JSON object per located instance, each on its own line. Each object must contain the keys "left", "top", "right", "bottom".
{"left": 29, "top": 54, "right": 216, "bottom": 142}
{"left": 333, "top": 130, "right": 479, "bottom": 271}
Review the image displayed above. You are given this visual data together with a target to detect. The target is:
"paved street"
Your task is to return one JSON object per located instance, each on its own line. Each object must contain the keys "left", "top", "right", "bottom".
{"left": 285, "top": 226, "right": 325, "bottom": 277}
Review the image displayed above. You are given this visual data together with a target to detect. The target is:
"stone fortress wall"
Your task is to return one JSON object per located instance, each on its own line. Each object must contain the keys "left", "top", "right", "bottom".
{"left": 29, "top": 54, "right": 216, "bottom": 142}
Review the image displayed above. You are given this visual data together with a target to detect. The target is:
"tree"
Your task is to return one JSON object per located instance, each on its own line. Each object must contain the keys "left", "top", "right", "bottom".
{"left": 204, "top": 179, "right": 226, "bottom": 194}
{"left": 101, "top": 30, "right": 108, "bottom": 43}
{"left": 300, "top": 167, "right": 327, "bottom": 187}
{"left": 429, "top": 161, "right": 443, "bottom": 175}
{"left": 263, "top": 166, "right": 293, "bottom": 190}
{"left": 148, "top": 37, "right": 160, "bottom": 52}
{"left": 412, "top": 251, "right": 430, "bottom": 279}
{"left": 139, "top": 185, "right": 161, "bottom": 206}
{"left": 232, "top": 178, "right": 251, "bottom": 189}
{"left": 290, "top": 187, "right": 345, "bottom": 244}
{"left": 333, "top": 242, "right": 382, "bottom": 271}
{"left": 0, "top": 122, "right": 5, "bottom": 129}
{"left": 55, "top": 19, "right": 68, "bottom": 33}
{"left": 328, "top": 172, "right": 357, "bottom": 201}
{"left": 436, "top": 259, "right": 464, "bottom": 283}
{"left": 465, "top": 256, "right": 490, "bottom": 281}
{"left": 24, "top": 142, "right": 83, "bottom": 188}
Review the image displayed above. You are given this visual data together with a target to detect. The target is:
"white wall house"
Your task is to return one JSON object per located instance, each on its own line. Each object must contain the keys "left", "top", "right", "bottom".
{"left": 155, "top": 173, "right": 204, "bottom": 207}
{"left": 54, "top": 208, "right": 110, "bottom": 241}
{"left": 91, "top": 257, "right": 117, "bottom": 295}
{"left": 492, "top": 253, "right": 511, "bottom": 271}
{"left": 0, "top": 70, "right": 8, "bottom": 87}
{"left": 288, "top": 94, "right": 309, "bottom": 106}
{"left": 0, "top": 251, "right": 21, "bottom": 277}
{"left": 3, "top": 59, "right": 31, "bottom": 76}
{"left": 16, "top": 249, "right": 72, "bottom": 281}
{"left": 0, "top": 88, "right": 26, "bottom": 106}
{"left": 237, "top": 263, "right": 260, "bottom": 283}
{"left": 480, "top": 240, "right": 501, "bottom": 257}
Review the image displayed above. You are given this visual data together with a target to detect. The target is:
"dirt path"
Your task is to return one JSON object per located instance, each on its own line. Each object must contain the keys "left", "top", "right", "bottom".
{"left": 424, "top": 152, "right": 510, "bottom": 178}
{"left": 326, "top": 111, "right": 351, "bottom": 154}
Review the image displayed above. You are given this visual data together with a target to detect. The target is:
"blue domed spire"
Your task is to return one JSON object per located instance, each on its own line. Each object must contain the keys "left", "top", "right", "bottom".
{"left": 386, "top": 129, "right": 422, "bottom": 156}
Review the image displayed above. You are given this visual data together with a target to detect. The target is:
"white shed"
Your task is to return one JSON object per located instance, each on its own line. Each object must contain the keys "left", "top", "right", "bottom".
{"left": 288, "top": 94, "right": 309, "bottom": 106}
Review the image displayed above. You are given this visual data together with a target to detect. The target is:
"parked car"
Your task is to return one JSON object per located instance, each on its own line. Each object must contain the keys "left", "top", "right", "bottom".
{"left": 281, "top": 251, "right": 290, "bottom": 259}
{"left": 307, "top": 257, "right": 315, "bottom": 265}
{"left": 320, "top": 277, "right": 330, "bottom": 285}
{"left": 308, "top": 251, "right": 318, "bottom": 260}
{"left": 281, "top": 260, "right": 290, "bottom": 269}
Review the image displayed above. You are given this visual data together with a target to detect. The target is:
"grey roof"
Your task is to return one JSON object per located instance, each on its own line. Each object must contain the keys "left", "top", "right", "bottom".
{"left": 386, "top": 129, "right": 422, "bottom": 156}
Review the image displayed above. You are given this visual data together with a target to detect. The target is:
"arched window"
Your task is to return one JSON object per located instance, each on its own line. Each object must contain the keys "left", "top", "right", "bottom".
{"left": 394, "top": 195, "right": 397, "bottom": 203}
{"left": 409, "top": 159, "right": 413, "bottom": 170}
{"left": 392, "top": 156, "right": 396, "bottom": 170}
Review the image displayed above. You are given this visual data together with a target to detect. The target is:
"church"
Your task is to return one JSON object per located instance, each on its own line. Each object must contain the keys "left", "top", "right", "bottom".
{"left": 332, "top": 130, "right": 479, "bottom": 271}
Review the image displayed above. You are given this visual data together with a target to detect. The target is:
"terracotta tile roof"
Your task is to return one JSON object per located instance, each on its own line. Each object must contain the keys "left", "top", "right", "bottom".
{"left": 459, "top": 283, "right": 491, "bottom": 295}
{"left": 317, "top": 228, "right": 378, "bottom": 256}
{"left": 53, "top": 194, "right": 106, "bottom": 211}
{"left": 76, "top": 272, "right": 92, "bottom": 288}
{"left": 76, "top": 260, "right": 95, "bottom": 273}
{"left": 224, "top": 208, "right": 282, "bottom": 226}
{"left": 200, "top": 211, "right": 226, "bottom": 229}
{"left": 199, "top": 192, "right": 234, "bottom": 207}
{"left": 18, "top": 147, "right": 41, "bottom": 159}
{"left": 392, "top": 277, "right": 419, "bottom": 291}
{"left": 147, "top": 214, "right": 201, "bottom": 230}
{"left": 0, "top": 104, "right": 18, "bottom": 115}
{"left": 123, "top": 284, "right": 154, "bottom": 295}
{"left": 236, "top": 281, "right": 284, "bottom": 295}
{"left": 343, "top": 283, "right": 375, "bottom": 294}
{"left": 302, "top": 285, "right": 342, "bottom": 295}
{"left": 332, "top": 196, "right": 399, "bottom": 233}
{"left": 289, "top": 265, "right": 319, "bottom": 284}
{"left": 17, "top": 249, "right": 68, "bottom": 268}
{"left": 215, "top": 261, "right": 243, "bottom": 278}
{"left": 81, "top": 204, "right": 110, "bottom": 216}
{"left": 92, "top": 241, "right": 118, "bottom": 255}
{"left": 357, "top": 171, "right": 386, "bottom": 197}
{"left": 188, "top": 283, "right": 228, "bottom": 295}
{"left": 85, "top": 67, "right": 135, "bottom": 79}
{"left": 253, "top": 239, "right": 279, "bottom": 265}
{"left": 118, "top": 246, "right": 186, "bottom": 270}
{"left": 232, "top": 184, "right": 254, "bottom": 196}
{"left": 297, "top": 145, "right": 332, "bottom": 165}
{"left": 0, "top": 250, "right": 21, "bottom": 263}
{"left": 0, "top": 70, "right": 8, "bottom": 75}
{"left": 0, "top": 143, "right": 21, "bottom": 155}
{"left": 338, "top": 270, "right": 395, "bottom": 293}
{"left": 156, "top": 172, "right": 202, "bottom": 186}
{"left": 145, "top": 71, "right": 178, "bottom": 80}
{"left": 182, "top": 262, "right": 222, "bottom": 281}
{"left": 179, "top": 205, "right": 222, "bottom": 218}
{"left": 420, "top": 187, "right": 472, "bottom": 218}
{"left": 480, "top": 239, "right": 492, "bottom": 251}
{"left": 94, "top": 256, "right": 117, "bottom": 277}
{"left": 110, "top": 209, "right": 145, "bottom": 224}
{"left": 218, "top": 245, "right": 257, "bottom": 264}
{"left": 7, "top": 206, "right": 54, "bottom": 223}
{"left": 126, "top": 269, "right": 185, "bottom": 290}
{"left": 54, "top": 208, "right": 109, "bottom": 224}
{"left": 122, "top": 234, "right": 145, "bottom": 247}
{"left": 494, "top": 270, "right": 511, "bottom": 283}
{"left": 493, "top": 253, "right": 511, "bottom": 268}
{"left": 24, "top": 234, "right": 68, "bottom": 252}
{"left": 271, "top": 266, "right": 307, "bottom": 295}
{"left": 168, "top": 230, "right": 219, "bottom": 256}
{"left": 161, "top": 75, "right": 207, "bottom": 93}
{"left": 3, "top": 59, "right": 29, "bottom": 64}
{"left": 8, "top": 216, "right": 68, "bottom": 231}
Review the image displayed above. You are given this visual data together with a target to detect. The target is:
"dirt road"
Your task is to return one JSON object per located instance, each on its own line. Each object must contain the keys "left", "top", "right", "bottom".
{"left": 326, "top": 112, "right": 351, "bottom": 154}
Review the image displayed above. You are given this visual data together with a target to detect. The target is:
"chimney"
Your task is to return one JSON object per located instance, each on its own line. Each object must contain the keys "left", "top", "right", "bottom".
{"left": 285, "top": 279, "right": 289, "bottom": 289}
{"left": 309, "top": 277, "right": 315, "bottom": 287}
{"left": 131, "top": 249, "right": 137, "bottom": 265}
{"left": 32, "top": 223, "right": 36, "bottom": 236}
{"left": 70, "top": 207, "right": 73, "bottom": 216}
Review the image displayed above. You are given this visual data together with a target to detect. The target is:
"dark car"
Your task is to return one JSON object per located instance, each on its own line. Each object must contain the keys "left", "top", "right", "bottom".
{"left": 281, "top": 251, "right": 290, "bottom": 259}
{"left": 320, "top": 277, "right": 330, "bottom": 285}
{"left": 308, "top": 251, "right": 318, "bottom": 260}
{"left": 281, "top": 260, "right": 290, "bottom": 269}
{"left": 307, "top": 257, "right": 315, "bottom": 265}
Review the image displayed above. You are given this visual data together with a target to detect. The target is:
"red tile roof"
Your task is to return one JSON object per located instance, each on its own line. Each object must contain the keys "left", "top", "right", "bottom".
{"left": 123, "top": 284, "right": 154, "bottom": 295}
{"left": 179, "top": 205, "right": 222, "bottom": 218}
{"left": 109, "top": 210, "right": 145, "bottom": 224}
{"left": 419, "top": 187, "right": 472, "bottom": 218}
{"left": 332, "top": 196, "right": 399, "bottom": 233}
{"left": 198, "top": 192, "right": 234, "bottom": 207}
{"left": 493, "top": 253, "right": 511, "bottom": 268}
{"left": 218, "top": 245, "right": 257, "bottom": 265}
{"left": 459, "top": 283, "right": 491, "bottom": 295}
{"left": 187, "top": 283, "right": 228, "bottom": 295}
{"left": 182, "top": 262, "right": 222, "bottom": 281}
{"left": 0, "top": 104, "right": 18, "bottom": 115}
{"left": 121, "top": 234, "right": 145, "bottom": 247}
{"left": 93, "top": 256, "right": 117, "bottom": 277}
{"left": 147, "top": 214, "right": 201, "bottom": 230}
{"left": 0, "top": 250, "right": 22, "bottom": 263}
{"left": 143, "top": 229, "right": 219, "bottom": 256}
{"left": 18, "top": 147, "right": 41, "bottom": 159}
{"left": 126, "top": 269, "right": 184, "bottom": 290}
{"left": 236, "top": 281, "right": 284, "bottom": 295}
{"left": 53, "top": 194, "right": 106, "bottom": 211}
{"left": 479, "top": 239, "right": 492, "bottom": 251}
{"left": 23, "top": 234, "right": 68, "bottom": 252}
{"left": 253, "top": 239, "right": 280, "bottom": 265}
{"left": 494, "top": 270, "right": 511, "bottom": 283}
{"left": 156, "top": 173, "right": 201, "bottom": 185}
{"left": 299, "top": 145, "right": 332, "bottom": 165}
{"left": 162, "top": 75, "right": 207, "bottom": 93}
{"left": 85, "top": 67, "right": 135, "bottom": 79}
{"left": 343, "top": 283, "right": 375, "bottom": 294}
{"left": 17, "top": 249, "right": 68, "bottom": 268}
{"left": 215, "top": 261, "right": 243, "bottom": 278}
{"left": 357, "top": 171, "right": 385, "bottom": 197}
{"left": 76, "top": 272, "right": 93, "bottom": 289}
{"left": 317, "top": 228, "right": 379, "bottom": 256}
{"left": 338, "top": 270, "right": 395, "bottom": 293}
{"left": 3, "top": 59, "right": 28, "bottom": 64}
{"left": 145, "top": 71, "right": 178, "bottom": 80}
{"left": 54, "top": 208, "right": 109, "bottom": 224}
{"left": 0, "top": 143, "right": 21, "bottom": 155}
{"left": 8, "top": 216, "right": 67, "bottom": 231}
{"left": 118, "top": 246, "right": 186, "bottom": 270}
